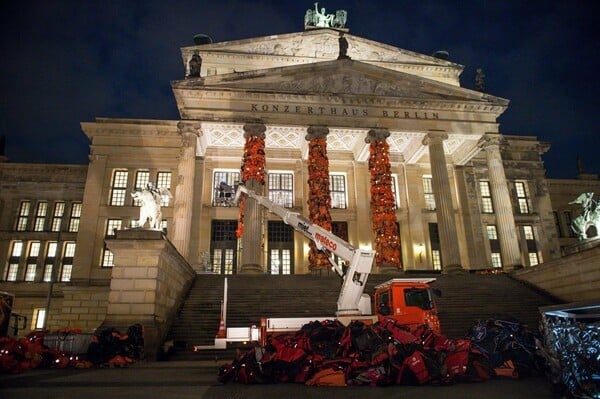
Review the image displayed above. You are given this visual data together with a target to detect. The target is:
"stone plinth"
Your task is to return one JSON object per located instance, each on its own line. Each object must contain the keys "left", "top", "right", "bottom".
{"left": 104, "top": 229, "right": 196, "bottom": 359}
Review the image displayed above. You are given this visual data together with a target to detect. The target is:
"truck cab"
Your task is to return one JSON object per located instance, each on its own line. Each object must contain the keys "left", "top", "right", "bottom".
{"left": 373, "top": 278, "right": 441, "bottom": 334}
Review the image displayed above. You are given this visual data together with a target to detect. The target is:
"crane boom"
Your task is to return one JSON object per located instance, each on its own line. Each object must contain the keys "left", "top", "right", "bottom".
{"left": 235, "top": 185, "right": 376, "bottom": 316}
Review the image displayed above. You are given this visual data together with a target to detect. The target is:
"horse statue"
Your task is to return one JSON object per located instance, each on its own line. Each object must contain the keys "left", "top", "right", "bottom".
{"left": 569, "top": 192, "right": 600, "bottom": 240}
{"left": 131, "top": 183, "right": 172, "bottom": 230}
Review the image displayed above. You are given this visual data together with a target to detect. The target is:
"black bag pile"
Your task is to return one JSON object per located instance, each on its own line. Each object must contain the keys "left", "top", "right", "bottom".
{"left": 87, "top": 323, "right": 145, "bottom": 367}
{"left": 465, "top": 318, "right": 545, "bottom": 379}
{"left": 218, "top": 318, "right": 496, "bottom": 386}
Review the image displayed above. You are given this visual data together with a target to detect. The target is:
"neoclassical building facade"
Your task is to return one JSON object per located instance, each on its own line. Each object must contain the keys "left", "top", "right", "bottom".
{"left": 1, "top": 27, "right": 597, "bottom": 334}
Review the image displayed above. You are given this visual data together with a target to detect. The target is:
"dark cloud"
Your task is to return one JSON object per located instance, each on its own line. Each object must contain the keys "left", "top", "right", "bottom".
{"left": 1, "top": 0, "right": 597, "bottom": 177}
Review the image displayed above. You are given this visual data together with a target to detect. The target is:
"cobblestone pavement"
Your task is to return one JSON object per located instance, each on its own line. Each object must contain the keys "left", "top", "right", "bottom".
{"left": 0, "top": 361, "right": 557, "bottom": 399}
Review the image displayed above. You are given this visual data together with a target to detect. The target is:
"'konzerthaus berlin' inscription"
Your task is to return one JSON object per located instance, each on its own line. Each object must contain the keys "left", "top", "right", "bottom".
{"left": 250, "top": 103, "right": 440, "bottom": 120}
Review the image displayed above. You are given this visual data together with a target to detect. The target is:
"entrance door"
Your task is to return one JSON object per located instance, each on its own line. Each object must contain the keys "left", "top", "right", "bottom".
{"left": 210, "top": 220, "right": 238, "bottom": 275}
{"left": 268, "top": 221, "right": 293, "bottom": 274}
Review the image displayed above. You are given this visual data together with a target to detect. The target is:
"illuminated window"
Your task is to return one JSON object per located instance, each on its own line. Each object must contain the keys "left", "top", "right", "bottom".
{"left": 431, "top": 250, "right": 442, "bottom": 270}
{"left": 423, "top": 175, "right": 436, "bottom": 210}
{"left": 268, "top": 172, "right": 294, "bottom": 207}
{"left": 330, "top": 174, "right": 347, "bottom": 209}
{"left": 523, "top": 225, "right": 535, "bottom": 240}
{"left": 60, "top": 242, "right": 76, "bottom": 282}
{"left": 24, "top": 242, "right": 41, "bottom": 282}
{"left": 133, "top": 170, "right": 150, "bottom": 206}
{"left": 102, "top": 219, "right": 122, "bottom": 267}
{"left": 32, "top": 308, "right": 46, "bottom": 330}
{"left": 157, "top": 171, "right": 172, "bottom": 206}
{"left": 16, "top": 201, "right": 31, "bottom": 231}
{"left": 51, "top": 202, "right": 65, "bottom": 232}
{"left": 491, "top": 253, "right": 503, "bottom": 268}
{"left": 515, "top": 181, "right": 530, "bottom": 214}
{"left": 528, "top": 253, "right": 539, "bottom": 266}
{"left": 486, "top": 225, "right": 498, "bottom": 240}
{"left": 110, "top": 170, "right": 129, "bottom": 206}
{"left": 270, "top": 249, "right": 291, "bottom": 275}
{"left": 43, "top": 242, "right": 58, "bottom": 282}
{"left": 5, "top": 241, "right": 23, "bottom": 281}
{"left": 479, "top": 181, "right": 494, "bottom": 213}
{"left": 213, "top": 170, "right": 240, "bottom": 206}
{"left": 34, "top": 201, "right": 48, "bottom": 231}
{"left": 68, "top": 202, "right": 82, "bottom": 232}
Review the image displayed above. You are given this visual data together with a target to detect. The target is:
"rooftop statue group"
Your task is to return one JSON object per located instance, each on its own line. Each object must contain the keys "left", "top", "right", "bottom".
{"left": 305, "top": 2, "right": 347, "bottom": 29}
{"left": 131, "top": 182, "right": 173, "bottom": 231}
{"left": 570, "top": 192, "right": 600, "bottom": 240}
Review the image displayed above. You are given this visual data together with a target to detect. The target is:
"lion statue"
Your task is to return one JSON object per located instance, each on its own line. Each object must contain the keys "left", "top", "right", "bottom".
{"left": 131, "top": 183, "right": 172, "bottom": 230}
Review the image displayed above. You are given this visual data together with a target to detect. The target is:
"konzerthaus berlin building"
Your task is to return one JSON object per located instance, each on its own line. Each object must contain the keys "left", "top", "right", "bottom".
{"left": 1, "top": 23, "right": 598, "bottom": 334}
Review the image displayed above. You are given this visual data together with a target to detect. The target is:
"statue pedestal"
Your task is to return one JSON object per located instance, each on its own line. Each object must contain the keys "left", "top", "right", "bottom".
{"left": 103, "top": 229, "right": 195, "bottom": 359}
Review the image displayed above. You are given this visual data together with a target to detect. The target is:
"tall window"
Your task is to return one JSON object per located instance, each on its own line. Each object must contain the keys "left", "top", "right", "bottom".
{"left": 213, "top": 170, "right": 240, "bottom": 206}
{"left": 268, "top": 172, "right": 294, "bottom": 208}
{"left": 479, "top": 181, "right": 494, "bottom": 213}
{"left": 6, "top": 241, "right": 23, "bottom": 281}
{"left": 423, "top": 175, "right": 436, "bottom": 210}
{"left": 110, "top": 170, "right": 129, "bottom": 206}
{"left": 514, "top": 181, "right": 530, "bottom": 214}
{"left": 68, "top": 202, "right": 82, "bottom": 232}
{"left": 486, "top": 225, "right": 502, "bottom": 268}
{"left": 157, "top": 171, "right": 172, "bottom": 206}
{"left": 43, "top": 242, "right": 58, "bottom": 282}
{"left": 268, "top": 221, "right": 294, "bottom": 275}
{"left": 210, "top": 220, "right": 238, "bottom": 274}
{"left": 428, "top": 223, "right": 441, "bottom": 270}
{"left": 51, "top": 202, "right": 65, "bottom": 232}
{"left": 25, "top": 241, "right": 41, "bottom": 282}
{"left": 330, "top": 174, "right": 347, "bottom": 209}
{"left": 523, "top": 225, "right": 539, "bottom": 266}
{"left": 133, "top": 170, "right": 150, "bottom": 206}
{"left": 391, "top": 174, "right": 400, "bottom": 209}
{"left": 16, "top": 201, "right": 31, "bottom": 231}
{"left": 60, "top": 242, "right": 76, "bottom": 282}
{"left": 553, "top": 211, "right": 563, "bottom": 238}
{"left": 101, "top": 219, "right": 122, "bottom": 267}
{"left": 33, "top": 201, "right": 48, "bottom": 232}
{"left": 32, "top": 308, "right": 46, "bottom": 330}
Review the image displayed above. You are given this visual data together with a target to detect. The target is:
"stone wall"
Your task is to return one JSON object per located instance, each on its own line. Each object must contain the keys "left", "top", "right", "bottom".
{"left": 512, "top": 239, "right": 600, "bottom": 302}
{"left": 104, "top": 229, "right": 196, "bottom": 359}
{"left": 59, "top": 286, "right": 109, "bottom": 331}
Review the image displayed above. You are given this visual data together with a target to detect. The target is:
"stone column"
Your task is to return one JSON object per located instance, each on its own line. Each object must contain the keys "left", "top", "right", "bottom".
{"left": 423, "top": 131, "right": 462, "bottom": 273}
{"left": 239, "top": 123, "right": 266, "bottom": 274}
{"left": 171, "top": 122, "right": 200, "bottom": 259}
{"left": 479, "top": 134, "right": 522, "bottom": 270}
{"left": 305, "top": 126, "right": 333, "bottom": 271}
{"left": 366, "top": 128, "right": 402, "bottom": 272}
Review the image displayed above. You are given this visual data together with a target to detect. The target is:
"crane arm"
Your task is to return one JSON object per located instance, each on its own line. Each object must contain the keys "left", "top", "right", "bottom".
{"left": 235, "top": 185, "right": 375, "bottom": 315}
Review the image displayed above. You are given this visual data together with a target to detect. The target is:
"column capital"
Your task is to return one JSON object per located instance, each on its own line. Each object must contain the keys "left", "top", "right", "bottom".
{"left": 305, "top": 125, "right": 329, "bottom": 140}
{"left": 177, "top": 121, "right": 201, "bottom": 137}
{"left": 243, "top": 123, "right": 266, "bottom": 139}
{"left": 478, "top": 133, "right": 505, "bottom": 150}
{"left": 422, "top": 130, "right": 448, "bottom": 146}
{"left": 365, "top": 128, "right": 390, "bottom": 143}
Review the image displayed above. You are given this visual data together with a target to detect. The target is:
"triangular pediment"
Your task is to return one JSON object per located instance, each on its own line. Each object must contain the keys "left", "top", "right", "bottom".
{"left": 181, "top": 29, "right": 464, "bottom": 85}
{"left": 173, "top": 59, "right": 507, "bottom": 106}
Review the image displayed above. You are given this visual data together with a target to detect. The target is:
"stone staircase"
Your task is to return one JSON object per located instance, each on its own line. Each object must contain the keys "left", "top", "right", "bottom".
{"left": 165, "top": 272, "right": 558, "bottom": 360}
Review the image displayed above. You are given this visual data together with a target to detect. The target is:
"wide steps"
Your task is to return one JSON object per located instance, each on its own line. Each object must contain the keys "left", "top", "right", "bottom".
{"left": 166, "top": 272, "right": 558, "bottom": 360}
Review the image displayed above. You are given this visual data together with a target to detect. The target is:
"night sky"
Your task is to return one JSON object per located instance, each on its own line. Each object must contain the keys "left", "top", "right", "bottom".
{"left": 1, "top": 1, "right": 598, "bottom": 179}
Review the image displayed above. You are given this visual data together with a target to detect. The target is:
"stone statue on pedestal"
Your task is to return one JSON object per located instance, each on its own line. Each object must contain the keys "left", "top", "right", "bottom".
{"left": 131, "top": 182, "right": 172, "bottom": 230}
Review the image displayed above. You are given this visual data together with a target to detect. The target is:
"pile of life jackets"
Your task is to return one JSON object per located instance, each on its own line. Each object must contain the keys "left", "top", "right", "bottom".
{"left": 218, "top": 318, "right": 545, "bottom": 387}
{"left": 0, "top": 323, "right": 145, "bottom": 373}
{"left": 0, "top": 330, "right": 93, "bottom": 374}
